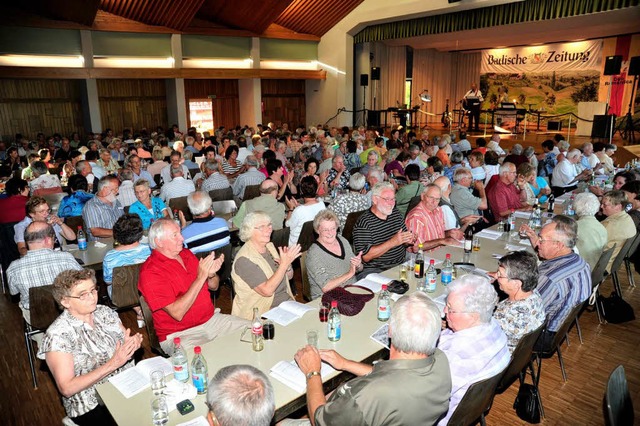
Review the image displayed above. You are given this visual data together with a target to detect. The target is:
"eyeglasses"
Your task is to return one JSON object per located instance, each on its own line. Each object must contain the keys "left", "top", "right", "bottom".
{"left": 34, "top": 208, "right": 51, "bottom": 215}
{"left": 254, "top": 223, "right": 273, "bottom": 231}
{"left": 66, "top": 287, "right": 98, "bottom": 301}
{"left": 538, "top": 235, "right": 560, "bottom": 244}
{"left": 424, "top": 195, "right": 441, "bottom": 202}
{"left": 376, "top": 196, "right": 396, "bottom": 203}
{"left": 318, "top": 226, "right": 337, "bottom": 233}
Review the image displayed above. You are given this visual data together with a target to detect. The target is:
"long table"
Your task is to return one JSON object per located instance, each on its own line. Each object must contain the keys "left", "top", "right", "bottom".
{"left": 95, "top": 215, "right": 545, "bottom": 425}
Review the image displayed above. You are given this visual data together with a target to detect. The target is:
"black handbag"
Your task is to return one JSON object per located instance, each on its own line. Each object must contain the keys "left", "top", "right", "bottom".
{"left": 513, "top": 383, "right": 541, "bottom": 424}
{"left": 597, "top": 292, "right": 636, "bottom": 324}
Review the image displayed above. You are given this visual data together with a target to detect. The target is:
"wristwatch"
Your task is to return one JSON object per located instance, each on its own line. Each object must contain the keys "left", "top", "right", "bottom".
{"left": 306, "top": 371, "right": 321, "bottom": 381}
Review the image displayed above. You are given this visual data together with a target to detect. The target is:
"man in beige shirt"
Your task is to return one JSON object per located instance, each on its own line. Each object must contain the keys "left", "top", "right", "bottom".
{"left": 601, "top": 190, "right": 636, "bottom": 272}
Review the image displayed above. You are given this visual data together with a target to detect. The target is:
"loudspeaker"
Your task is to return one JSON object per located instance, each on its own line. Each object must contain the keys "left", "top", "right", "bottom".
{"left": 604, "top": 55, "right": 622, "bottom": 76}
{"left": 371, "top": 67, "right": 380, "bottom": 81}
{"left": 591, "top": 114, "right": 615, "bottom": 138}
{"left": 367, "top": 110, "right": 381, "bottom": 127}
{"left": 360, "top": 74, "right": 368, "bottom": 87}
{"left": 629, "top": 56, "right": 640, "bottom": 76}
{"left": 547, "top": 121, "right": 562, "bottom": 131}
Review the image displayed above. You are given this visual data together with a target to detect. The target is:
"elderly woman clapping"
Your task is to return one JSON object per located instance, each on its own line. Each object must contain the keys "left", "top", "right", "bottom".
{"left": 231, "top": 212, "right": 301, "bottom": 320}
{"left": 38, "top": 269, "right": 142, "bottom": 425}
{"left": 306, "top": 210, "right": 362, "bottom": 300}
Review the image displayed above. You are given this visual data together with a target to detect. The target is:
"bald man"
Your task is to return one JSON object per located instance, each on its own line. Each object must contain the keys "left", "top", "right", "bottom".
{"left": 233, "top": 179, "right": 286, "bottom": 230}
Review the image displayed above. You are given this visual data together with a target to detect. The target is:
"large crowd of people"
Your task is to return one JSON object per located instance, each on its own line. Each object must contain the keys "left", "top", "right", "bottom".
{"left": 2, "top": 122, "right": 639, "bottom": 425}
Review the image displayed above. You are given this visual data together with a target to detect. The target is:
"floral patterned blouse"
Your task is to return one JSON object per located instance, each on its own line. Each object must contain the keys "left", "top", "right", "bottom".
{"left": 493, "top": 290, "right": 546, "bottom": 353}
{"left": 38, "top": 305, "right": 132, "bottom": 418}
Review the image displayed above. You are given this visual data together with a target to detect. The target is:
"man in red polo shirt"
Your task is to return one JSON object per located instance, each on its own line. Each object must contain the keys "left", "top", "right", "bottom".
{"left": 139, "top": 218, "right": 248, "bottom": 353}
{"left": 486, "top": 162, "right": 532, "bottom": 222}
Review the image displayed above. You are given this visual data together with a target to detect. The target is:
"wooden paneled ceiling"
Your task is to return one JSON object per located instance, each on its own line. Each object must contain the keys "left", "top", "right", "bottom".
{"left": 7, "top": 0, "right": 365, "bottom": 40}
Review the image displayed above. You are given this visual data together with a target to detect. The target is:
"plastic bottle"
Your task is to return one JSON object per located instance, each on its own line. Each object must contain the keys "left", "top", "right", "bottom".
{"left": 251, "top": 307, "right": 264, "bottom": 352}
{"left": 327, "top": 300, "right": 341, "bottom": 342}
{"left": 173, "top": 209, "right": 181, "bottom": 227}
{"left": 441, "top": 254, "right": 453, "bottom": 285}
{"left": 425, "top": 259, "right": 437, "bottom": 293}
{"left": 377, "top": 284, "right": 391, "bottom": 322}
{"left": 171, "top": 337, "right": 189, "bottom": 383}
{"left": 464, "top": 226, "right": 473, "bottom": 254}
{"left": 414, "top": 244, "right": 425, "bottom": 278}
{"left": 547, "top": 193, "right": 555, "bottom": 213}
{"left": 191, "top": 346, "right": 208, "bottom": 395}
{"left": 567, "top": 196, "right": 575, "bottom": 216}
{"left": 77, "top": 226, "right": 87, "bottom": 251}
{"left": 508, "top": 209, "right": 516, "bottom": 231}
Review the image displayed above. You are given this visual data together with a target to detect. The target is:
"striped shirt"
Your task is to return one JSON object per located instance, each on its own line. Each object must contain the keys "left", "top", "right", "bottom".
{"left": 82, "top": 197, "right": 124, "bottom": 241}
{"left": 353, "top": 208, "right": 407, "bottom": 273}
{"left": 405, "top": 203, "right": 446, "bottom": 249}
{"left": 8, "top": 248, "right": 82, "bottom": 309}
{"left": 201, "top": 172, "right": 230, "bottom": 193}
{"left": 160, "top": 164, "right": 191, "bottom": 185}
{"left": 181, "top": 216, "right": 231, "bottom": 254}
{"left": 160, "top": 176, "right": 195, "bottom": 204}
{"left": 222, "top": 159, "right": 243, "bottom": 175}
{"left": 537, "top": 252, "right": 591, "bottom": 332}
{"left": 232, "top": 167, "right": 266, "bottom": 199}
{"left": 102, "top": 244, "right": 152, "bottom": 284}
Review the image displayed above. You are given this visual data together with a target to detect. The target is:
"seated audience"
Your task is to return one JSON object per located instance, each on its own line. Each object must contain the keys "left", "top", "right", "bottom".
{"left": 328, "top": 172, "right": 371, "bottom": 230}
{"left": 573, "top": 193, "right": 608, "bottom": 271}
{"left": 294, "top": 292, "right": 451, "bottom": 426}
{"left": 15, "top": 196, "right": 76, "bottom": 256}
{"left": 468, "top": 151, "right": 486, "bottom": 182}
{"left": 147, "top": 148, "right": 168, "bottom": 178}
{"left": 450, "top": 167, "right": 487, "bottom": 219}
{"left": 601, "top": 190, "right": 636, "bottom": 272}
{"left": 0, "top": 177, "right": 29, "bottom": 224}
{"left": 116, "top": 168, "right": 136, "bottom": 207}
{"left": 486, "top": 162, "right": 531, "bottom": 222}
{"left": 438, "top": 275, "right": 510, "bottom": 425}
{"left": 405, "top": 184, "right": 459, "bottom": 251}
{"left": 483, "top": 151, "right": 501, "bottom": 185}
{"left": 394, "top": 164, "right": 424, "bottom": 216}
{"left": 8, "top": 222, "right": 82, "bottom": 323}
{"left": 231, "top": 212, "right": 301, "bottom": 320}
{"left": 160, "top": 151, "right": 191, "bottom": 184}
{"left": 551, "top": 149, "right": 590, "bottom": 196}
{"left": 82, "top": 175, "right": 123, "bottom": 240}
{"left": 128, "top": 179, "right": 169, "bottom": 230}
{"left": 306, "top": 210, "right": 362, "bottom": 300}
{"left": 384, "top": 151, "right": 410, "bottom": 178}
{"left": 359, "top": 149, "right": 380, "bottom": 177}
{"left": 621, "top": 181, "right": 640, "bottom": 231}
{"left": 492, "top": 251, "right": 546, "bottom": 353}
{"left": 232, "top": 155, "right": 265, "bottom": 200}
{"left": 221, "top": 145, "right": 244, "bottom": 179}
{"left": 518, "top": 162, "right": 550, "bottom": 204}
{"left": 434, "top": 175, "right": 479, "bottom": 235}
{"left": 325, "top": 155, "right": 351, "bottom": 192}
{"left": 285, "top": 176, "right": 325, "bottom": 246}
{"left": 201, "top": 159, "right": 230, "bottom": 193}
{"left": 267, "top": 158, "right": 297, "bottom": 202}
{"left": 29, "top": 161, "right": 62, "bottom": 194}
{"left": 59, "top": 175, "right": 94, "bottom": 218}
{"left": 521, "top": 216, "right": 591, "bottom": 351}
{"left": 160, "top": 166, "right": 196, "bottom": 204}
{"left": 205, "top": 365, "right": 275, "bottom": 426}
{"left": 589, "top": 170, "right": 636, "bottom": 197}
{"left": 354, "top": 182, "right": 413, "bottom": 277}
{"left": 97, "top": 149, "right": 119, "bottom": 175}
{"left": 233, "top": 179, "right": 286, "bottom": 231}
{"left": 139, "top": 219, "right": 247, "bottom": 353}
{"left": 181, "top": 191, "right": 230, "bottom": 254}
{"left": 126, "top": 154, "right": 155, "bottom": 188}
{"left": 38, "top": 269, "right": 143, "bottom": 426}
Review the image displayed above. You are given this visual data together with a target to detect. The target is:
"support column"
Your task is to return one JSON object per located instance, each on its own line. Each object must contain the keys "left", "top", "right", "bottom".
{"left": 238, "top": 37, "right": 262, "bottom": 128}
{"left": 79, "top": 30, "right": 102, "bottom": 134}
{"left": 166, "top": 34, "right": 188, "bottom": 131}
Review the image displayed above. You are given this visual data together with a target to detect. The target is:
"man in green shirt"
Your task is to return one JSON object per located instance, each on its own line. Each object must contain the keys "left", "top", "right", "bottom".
{"left": 394, "top": 164, "right": 424, "bottom": 216}
{"left": 294, "top": 292, "right": 451, "bottom": 426}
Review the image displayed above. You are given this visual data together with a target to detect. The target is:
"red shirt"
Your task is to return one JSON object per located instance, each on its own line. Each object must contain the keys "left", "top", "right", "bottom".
{"left": 0, "top": 195, "right": 28, "bottom": 224}
{"left": 487, "top": 179, "right": 523, "bottom": 221}
{"left": 139, "top": 249, "right": 214, "bottom": 342}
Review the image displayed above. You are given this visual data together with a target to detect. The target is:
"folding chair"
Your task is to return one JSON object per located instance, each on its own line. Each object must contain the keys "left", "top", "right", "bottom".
{"left": 26, "top": 285, "right": 62, "bottom": 388}
{"left": 605, "top": 365, "right": 634, "bottom": 426}
{"left": 447, "top": 364, "right": 507, "bottom": 426}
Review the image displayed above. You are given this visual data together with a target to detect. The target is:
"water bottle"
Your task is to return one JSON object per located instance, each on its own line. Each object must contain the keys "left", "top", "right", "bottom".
{"left": 173, "top": 209, "right": 181, "bottom": 227}
{"left": 508, "top": 209, "right": 516, "bottom": 231}
{"left": 327, "top": 301, "right": 341, "bottom": 342}
{"left": 464, "top": 227, "right": 473, "bottom": 254}
{"left": 425, "top": 259, "right": 437, "bottom": 293}
{"left": 191, "top": 346, "right": 208, "bottom": 395}
{"left": 251, "top": 307, "right": 264, "bottom": 352}
{"left": 414, "top": 244, "right": 424, "bottom": 278}
{"left": 547, "top": 193, "right": 555, "bottom": 213}
{"left": 567, "top": 196, "right": 575, "bottom": 216}
{"left": 171, "top": 337, "right": 189, "bottom": 383}
{"left": 377, "top": 284, "right": 391, "bottom": 322}
{"left": 441, "top": 254, "right": 453, "bottom": 285}
{"left": 77, "top": 226, "right": 87, "bottom": 251}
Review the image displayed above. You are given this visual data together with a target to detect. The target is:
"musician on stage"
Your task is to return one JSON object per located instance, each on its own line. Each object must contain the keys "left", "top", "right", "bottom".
{"left": 463, "top": 83, "right": 484, "bottom": 132}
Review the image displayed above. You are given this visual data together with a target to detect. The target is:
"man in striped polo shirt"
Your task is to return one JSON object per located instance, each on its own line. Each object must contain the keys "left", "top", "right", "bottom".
{"left": 353, "top": 182, "right": 415, "bottom": 278}
{"left": 181, "top": 191, "right": 230, "bottom": 254}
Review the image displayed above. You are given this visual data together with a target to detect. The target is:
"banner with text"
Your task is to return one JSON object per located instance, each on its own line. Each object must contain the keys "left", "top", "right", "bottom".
{"left": 481, "top": 40, "right": 602, "bottom": 73}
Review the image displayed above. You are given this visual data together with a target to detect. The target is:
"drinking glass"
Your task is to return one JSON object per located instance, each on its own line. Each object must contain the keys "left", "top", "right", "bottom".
{"left": 150, "top": 370, "right": 166, "bottom": 396}
{"left": 319, "top": 301, "right": 330, "bottom": 323}
{"left": 472, "top": 237, "right": 481, "bottom": 251}
{"left": 151, "top": 396, "right": 169, "bottom": 425}
{"left": 262, "top": 320, "right": 275, "bottom": 340}
{"left": 306, "top": 330, "right": 318, "bottom": 347}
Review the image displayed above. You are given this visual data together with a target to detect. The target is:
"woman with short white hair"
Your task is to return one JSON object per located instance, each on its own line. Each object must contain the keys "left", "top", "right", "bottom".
{"left": 573, "top": 192, "right": 608, "bottom": 271}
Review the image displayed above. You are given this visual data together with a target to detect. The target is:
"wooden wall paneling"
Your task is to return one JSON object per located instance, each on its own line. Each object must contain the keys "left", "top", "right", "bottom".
{"left": 0, "top": 79, "right": 84, "bottom": 141}
{"left": 97, "top": 79, "right": 167, "bottom": 133}
{"left": 261, "top": 79, "right": 305, "bottom": 127}
{"left": 184, "top": 79, "right": 239, "bottom": 130}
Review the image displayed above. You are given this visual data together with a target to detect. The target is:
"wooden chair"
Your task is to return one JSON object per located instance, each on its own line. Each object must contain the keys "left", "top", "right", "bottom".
{"left": 211, "top": 200, "right": 237, "bottom": 215}
{"left": 64, "top": 215, "right": 85, "bottom": 235}
{"left": 111, "top": 264, "right": 142, "bottom": 310}
{"left": 189, "top": 168, "right": 199, "bottom": 179}
{"left": 33, "top": 186, "right": 63, "bottom": 198}
{"left": 605, "top": 365, "right": 634, "bottom": 426}
{"left": 623, "top": 233, "right": 640, "bottom": 288}
{"left": 195, "top": 244, "right": 234, "bottom": 298}
{"left": 297, "top": 221, "right": 317, "bottom": 252}
{"left": 169, "top": 196, "right": 192, "bottom": 222}
{"left": 26, "top": 285, "right": 62, "bottom": 388}
{"left": 243, "top": 184, "right": 261, "bottom": 201}
{"left": 209, "top": 187, "right": 233, "bottom": 202}
{"left": 139, "top": 295, "right": 168, "bottom": 357}
{"left": 446, "top": 364, "right": 507, "bottom": 426}
{"left": 341, "top": 210, "right": 366, "bottom": 244}
{"left": 270, "top": 227, "right": 290, "bottom": 249}
{"left": 300, "top": 251, "right": 312, "bottom": 302}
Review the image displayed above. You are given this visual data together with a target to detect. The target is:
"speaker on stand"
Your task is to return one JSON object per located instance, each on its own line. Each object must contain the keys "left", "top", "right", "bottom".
{"left": 371, "top": 67, "right": 380, "bottom": 120}
{"left": 603, "top": 55, "right": 623, "bottom": 143}
{"left": 360, "top": 74, "right": 368, "bottom": 127}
